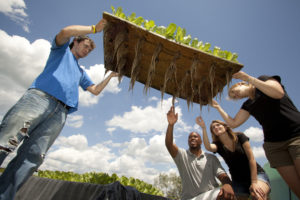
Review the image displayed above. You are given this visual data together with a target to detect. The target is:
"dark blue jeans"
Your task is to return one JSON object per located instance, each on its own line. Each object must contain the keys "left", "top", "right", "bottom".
{"left": 232, "top": 172, "right": 271, "bottom": 194}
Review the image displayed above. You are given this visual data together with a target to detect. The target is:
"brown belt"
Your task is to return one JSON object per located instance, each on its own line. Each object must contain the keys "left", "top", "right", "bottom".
{"left": 55, "top": 99, "right": 70, "bottom": 110}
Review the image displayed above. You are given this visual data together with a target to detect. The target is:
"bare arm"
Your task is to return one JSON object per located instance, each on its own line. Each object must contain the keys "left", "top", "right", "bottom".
{"left": 165, "top": 106, "right": 179, "bottom": 158}
{"left": 243, "top": 141, "right": 258, "bottom": 184}
{"left": 211, "top": 100, "right": 250, "bottom": 128}
{"left": 195, "top": 116, "right": 217, "bottom": 152}
{"left": 217, "top": 173, "right": 235, "bottom": 200}
{"left": 233, "top": 71, "right": 284, "bottom": 99}
{"left": 87, "top": 72, "right": 118, "bottom": 95}
{"left": 217, "top": 173, "right": 233, "bottom": 187}
{"left": 55, "top": 18, "right": 107, "bottom": 46}
{"left": 243, "top": 141, "right": 266, "bottom": 199}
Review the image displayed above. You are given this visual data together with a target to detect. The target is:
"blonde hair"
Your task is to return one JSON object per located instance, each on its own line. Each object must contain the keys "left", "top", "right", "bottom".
{"left": 228, "top": 81, "right": 250, "bottom": 100}
{"left": 210, "top": 120, "right": 237, "bottom": 144}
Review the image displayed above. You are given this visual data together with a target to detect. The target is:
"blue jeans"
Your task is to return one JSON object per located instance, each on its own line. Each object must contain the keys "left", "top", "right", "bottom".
{"left": 232, "top": 172, "right": 271, "bottom": 194}
{"left": 0, "top": 89, "right": 68, "bottom": 200}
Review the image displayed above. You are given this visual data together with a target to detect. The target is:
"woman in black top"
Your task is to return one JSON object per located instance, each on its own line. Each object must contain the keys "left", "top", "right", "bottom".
{"left": 196, "top": 117, "right": 270, "bottom": 200}
{"left": 212, "top": 71, "right": 300, "bottom": 198}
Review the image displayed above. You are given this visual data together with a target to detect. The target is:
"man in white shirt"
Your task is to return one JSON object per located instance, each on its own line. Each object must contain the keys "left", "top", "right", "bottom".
{"left": 165, "top": 106, "right": 235, "bottom": 200}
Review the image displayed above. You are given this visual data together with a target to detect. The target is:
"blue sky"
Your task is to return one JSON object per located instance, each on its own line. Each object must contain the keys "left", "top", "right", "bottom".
{"left": 1, "top": 0, "right": 300, "bottom": 184}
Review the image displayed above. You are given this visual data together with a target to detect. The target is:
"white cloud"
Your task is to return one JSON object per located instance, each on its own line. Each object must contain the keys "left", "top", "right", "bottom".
{"left": 66, "top": 114, "right": 84, "bottom": 128}
{"left": 79, "top": 64, "right": 121, "bottom": 107}
{"left": 41, "top": 134, "right": 116, "bottom": 172}
{"left": 106, "top": 127, "right": 116, "bottom": 134}
{"left": 109, "top": 154, "right": 159, "bottom": 183}
{"left": 36, "top": 134, "right": 174, "bottom": 184}
{"left": 0, "top": 30, "right": 50, "bottom": 114}
{"left": 149, "top": 96, "right": 159, "bottom": 102}
{"left": 243, "top": 126, "right": 266, "bottom": 160}
{"left": 0, "top": 0, "right": 29, "bottom": 32}
{"left": 105, "top": 97, "right": 192, "bottom": 134}
{"left": 106, "top": 134, "right": 174, "bottom": 182}
{"left": 193, "top": 124, "right": 201, "bottom": 132}
{"left": 53, "top": 134, "right": 88, "bottom": 150}
{"left": 244, "top": 126, "right": 264, "bottom": 142}
{"left": 251, "top": 146, "right": 266, "bottom": 159}
{"left": 121, "top": 134, "right": 172, "bottom": 165}
{"left": 102, "top": 140, "right": 122, "bottom": 148}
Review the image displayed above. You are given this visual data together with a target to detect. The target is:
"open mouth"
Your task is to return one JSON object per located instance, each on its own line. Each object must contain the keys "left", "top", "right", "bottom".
{"left": 190, "top": 140, "right": 197, "bottom": 145}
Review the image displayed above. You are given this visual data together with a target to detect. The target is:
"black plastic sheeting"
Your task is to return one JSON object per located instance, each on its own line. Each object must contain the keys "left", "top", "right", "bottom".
{"left": 15, "top": 176, "right": 171, "bottom": 200}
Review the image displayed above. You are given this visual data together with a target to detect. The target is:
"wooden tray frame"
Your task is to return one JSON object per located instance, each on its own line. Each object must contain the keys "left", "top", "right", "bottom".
{"left": 103, "top": 12, "right": 243, "bottom": 107}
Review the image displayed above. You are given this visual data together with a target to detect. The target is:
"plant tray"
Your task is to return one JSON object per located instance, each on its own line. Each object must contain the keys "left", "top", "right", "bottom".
{"left": 103, "top": 12, "right": 243, "bottom": 106}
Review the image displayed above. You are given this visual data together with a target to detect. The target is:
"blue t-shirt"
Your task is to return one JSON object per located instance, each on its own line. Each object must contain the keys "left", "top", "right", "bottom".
{"left": 30, "top": 38, "right": 94, "bottom": 113}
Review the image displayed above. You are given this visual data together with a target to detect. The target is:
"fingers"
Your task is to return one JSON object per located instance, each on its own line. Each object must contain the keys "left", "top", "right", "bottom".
{"left": 257, "top": 187, "right": 266, "bottom": 199}
{"left": 217, "top": 190, "right": 235, "bottom": 200}
{"left": 224, "top": 193, "right": 235, "bottom": 200}
{"left": 250, "top": 188, "right": 265, "bottom": 200}
{"left": 99, "top": 18, "right": 107, "bottom": 26}
{"left": 167, "top": 106, "right": 178, "bottom": 125}
{"left": 110, "top": 71, "right": 118, "bottom": 77}
{"left": 232, "top": 71, "right": 250, "bottom": 82}
{"left": 96, "top": 19, "right": 107, "bottom": 32}
{"left": 169, "top": 105, "right": 174, "bottom": 113}
{"left": 195, "top": 116, "right": 203, "bottom": 123}
{"left": 217, "top": 189, "right": 223, "bottom": 200}
{"left": 222, "top": 186, "right": 236, "bottom": 200}
{"left": 167, "top": 106, "right": 176, "bottom": 115}
{"left": 210, "top": 99, "right": 219, "bottom": 108}
{"left": 196, "top": 116, "right": 203, "bottom": 123}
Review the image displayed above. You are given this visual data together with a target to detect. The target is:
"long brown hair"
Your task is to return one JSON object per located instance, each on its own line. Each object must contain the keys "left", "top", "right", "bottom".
{"left": 210, "top": 120, "right": 237, "bottom": 144}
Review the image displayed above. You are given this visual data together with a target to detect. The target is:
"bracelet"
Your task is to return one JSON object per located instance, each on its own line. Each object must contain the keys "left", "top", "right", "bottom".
{"left": 91, "top": 25, "right": 96, "bottom": 34}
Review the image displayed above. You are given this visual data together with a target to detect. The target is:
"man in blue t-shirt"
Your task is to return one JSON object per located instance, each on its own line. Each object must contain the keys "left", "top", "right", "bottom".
{"left": 0, "top": 18, "right": 117, "bottom": 200}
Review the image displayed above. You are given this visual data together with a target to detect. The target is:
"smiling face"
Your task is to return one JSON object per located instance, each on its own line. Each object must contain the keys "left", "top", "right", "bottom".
{"left": 209, "top": 120, "right": 237, "bottom": 143}
{"left": 211, "top": 122, "right": 226, "bottom": 137}
{"left": 188, "top": 132, "right": 202, "bottom": 149}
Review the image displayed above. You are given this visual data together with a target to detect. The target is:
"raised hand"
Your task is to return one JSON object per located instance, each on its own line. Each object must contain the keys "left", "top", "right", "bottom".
{"left": 195, "top": 116, "right": 206, "bottom": 129}
{"left": 110, "top": 71, "right": 119, "bottom": 77}
{"left": 95, "top": 18, "right": 107, "bottom": 33}
{"left": 210, "top": 99, "right": 220, "bottom": 109}
{"left": 232, "top": 71, "right": 251, "bottom": 82}
{"left": 167, "top": 106, "right": 178, "bottom": 125}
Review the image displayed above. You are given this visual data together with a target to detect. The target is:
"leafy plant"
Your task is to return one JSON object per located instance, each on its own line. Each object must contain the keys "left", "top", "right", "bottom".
{"left": 110, "top": 5, "right": 239, "bottom": 63}
{"left": 37, "top": 170, "right": 164, "bottom": 196}
{"left": 144, "top": 20, "right": 155, "bottom": 31}
{"left": 165, "top": 23, "right": 177, "bottom": 39}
